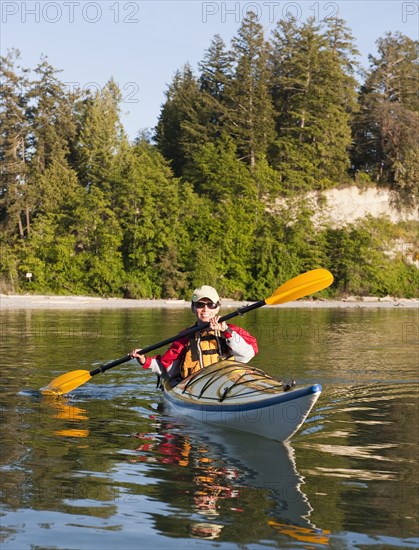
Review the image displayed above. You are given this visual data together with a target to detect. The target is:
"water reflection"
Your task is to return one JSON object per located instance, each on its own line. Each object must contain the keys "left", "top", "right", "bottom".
{"left": 50, "top": 401, "right": 89, "bottom": 438}
{"left": 1, "top": 306, "right": 418, "bottom": 549}
{"left": 126, "top": 418, "right": 331, "bottom": 545}
{"left": 17, "top": 392, "right": 90, "bottom": 438}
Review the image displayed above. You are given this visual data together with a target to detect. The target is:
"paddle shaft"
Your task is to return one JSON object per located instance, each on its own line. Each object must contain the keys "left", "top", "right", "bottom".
{"left": 89, "top": 299, "right": 266, "bottom": 377}
{"left": 42, "top": 269, "right": 333, "bottom": 395}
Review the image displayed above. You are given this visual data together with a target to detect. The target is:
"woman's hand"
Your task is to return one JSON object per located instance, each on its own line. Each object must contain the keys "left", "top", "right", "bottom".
{"left": 210, "top": 316, "right": 228, "bottom": 332}
{"left": 131, "top": 348, "right": 146, "bottom": 365}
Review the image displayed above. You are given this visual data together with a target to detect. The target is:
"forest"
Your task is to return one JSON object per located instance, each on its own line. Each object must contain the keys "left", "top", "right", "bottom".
{"left": 1, "top": 14, "right": 418, "bottom": 299}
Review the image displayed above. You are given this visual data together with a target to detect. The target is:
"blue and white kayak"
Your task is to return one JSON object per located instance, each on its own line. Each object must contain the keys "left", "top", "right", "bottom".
{"left": 163, "top": 359, "right": 321, "bottom": 441}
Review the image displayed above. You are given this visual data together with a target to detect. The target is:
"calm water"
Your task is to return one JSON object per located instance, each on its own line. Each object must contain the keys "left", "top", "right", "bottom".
{"left": 0, "top": 306, "right": 418, "bottom": 549}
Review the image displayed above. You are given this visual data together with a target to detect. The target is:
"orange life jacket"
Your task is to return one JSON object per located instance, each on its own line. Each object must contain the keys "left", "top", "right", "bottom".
{"left": 180, "top": 330, "right": 231, "bottom": 379}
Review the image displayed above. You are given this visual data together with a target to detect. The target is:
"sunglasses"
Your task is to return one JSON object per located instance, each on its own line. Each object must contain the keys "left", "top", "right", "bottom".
{"left": 194, "top": 301, "right": 219, "bottom": 310}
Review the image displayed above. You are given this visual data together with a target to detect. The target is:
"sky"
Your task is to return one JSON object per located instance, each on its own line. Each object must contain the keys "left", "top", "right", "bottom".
{"left": 1, "top": 0, "right": 418, "bottom": 140}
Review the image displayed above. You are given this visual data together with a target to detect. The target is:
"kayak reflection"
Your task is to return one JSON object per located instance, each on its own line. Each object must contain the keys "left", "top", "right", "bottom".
{"left": 131, "top": 418, "right": 330, "bottom": 545}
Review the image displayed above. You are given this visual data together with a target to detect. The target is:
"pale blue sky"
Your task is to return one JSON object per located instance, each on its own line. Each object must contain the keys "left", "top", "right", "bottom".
{"left": 2, "top": 1, "right": 418, "bottom": 140}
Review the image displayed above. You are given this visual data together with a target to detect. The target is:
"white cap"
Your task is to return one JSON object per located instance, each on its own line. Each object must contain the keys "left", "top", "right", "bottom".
{"left": 191, "top": 285, "right": 220, "bottom": 303}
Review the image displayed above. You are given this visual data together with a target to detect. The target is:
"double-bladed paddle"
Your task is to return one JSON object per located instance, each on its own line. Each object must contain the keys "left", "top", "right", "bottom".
{"left": 41, "top": 268, "right": 333, "bottom": 396}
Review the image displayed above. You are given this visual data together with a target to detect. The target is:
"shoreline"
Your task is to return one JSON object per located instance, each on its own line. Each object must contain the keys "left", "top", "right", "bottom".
{"left": 0, "top": 294, "right": 418, "bottom": 310}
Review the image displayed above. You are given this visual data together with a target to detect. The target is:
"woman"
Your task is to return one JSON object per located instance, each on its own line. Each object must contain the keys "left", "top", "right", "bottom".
{"left": 131, "top": 285, "right": 258, "bottom": 384}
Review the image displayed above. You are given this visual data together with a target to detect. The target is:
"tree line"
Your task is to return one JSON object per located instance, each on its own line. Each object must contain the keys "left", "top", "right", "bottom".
{"left": 1, "top": 14, "right": 418, "bottom": 299}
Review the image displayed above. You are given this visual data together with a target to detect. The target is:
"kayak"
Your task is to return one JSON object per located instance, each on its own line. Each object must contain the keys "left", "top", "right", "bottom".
{"left": 162, "top": 359, "right": 321, "bottom": 441}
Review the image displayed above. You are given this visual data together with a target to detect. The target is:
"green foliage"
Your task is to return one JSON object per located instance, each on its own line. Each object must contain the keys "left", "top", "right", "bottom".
{"left": 75, "top": 79, "right": 124, "bottom": 191}
{"left": 1, "top": 22, "right": 417, "bottom": 300}
{"left": 0, "top": 234, "right": 19, "bottom": 292}
{"left": 323, "top": 218, "right": 419, "bottom": 297}
{"left": 184, "top": 133, "right": 256, "bottom": 200}
{"left": 112, "top": 139, "right": 186, "bottom": 297}
{"left": 351, "top": 32, "right": 419, "bottom": 196}
{"left": 226, "top": 12, "right": 275, "bottom": 167}
{"left": 155, "top": 64, "right": 206, "bottom": 177}
{"left": 20, "top": 216, "right": 83, "bottom": 294}
{"left": 269, "top": 17, "right": 358, "bottom": 190}
{"left": 0, "top": 49, "right": 30, "bottom": 238}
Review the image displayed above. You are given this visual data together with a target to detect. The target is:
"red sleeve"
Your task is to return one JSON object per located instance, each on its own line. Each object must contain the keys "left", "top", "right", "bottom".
{"left": 159, "top": 337, "right": 188, "bottom": 370}
{"left": 142, "top": 335, "right": 189, "bottom": 371}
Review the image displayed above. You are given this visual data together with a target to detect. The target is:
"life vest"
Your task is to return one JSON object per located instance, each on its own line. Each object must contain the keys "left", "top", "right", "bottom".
{"left": 180, "top": 330, "right": 231, "bottom": 379}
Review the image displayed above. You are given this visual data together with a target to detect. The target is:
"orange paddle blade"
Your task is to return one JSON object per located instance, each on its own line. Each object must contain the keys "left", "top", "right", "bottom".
{"left": 265, "top": 269, "right": 333, "bottom": 305}
{"left": 41, "top": 370, "right": 92, "bottom": 396}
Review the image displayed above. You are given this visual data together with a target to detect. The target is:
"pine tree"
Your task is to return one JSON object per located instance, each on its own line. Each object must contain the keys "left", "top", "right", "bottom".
{"left": 352, "top": 32, "right": 419, "bottom": 200}
{"left": 75, "top": 78, "right": 124, "bottom": 192}
{"left": 20, "top": 157, "right": 85, "bottom": 293}
{"left": 155, "top": 64, "right": 206, "bottom": 177}
{"left": 111, "top": 138, "right": 187, "bottom": 298}
{"left": 226, "top": 12, "right": 275, "bottom": 168}
{"left": 323, "top": 16, "right": 360, "bottom": 75}
{"left": 24, "top": 57, "right": 80, "bottom": 234}
{"left": 77, "top": 186, "right": 125, "bottom": 295}
{"left": 269, "top": 17, "right": 358, "bottom": 190}
{"left": 200, "top": 34, "right": 233, "bottom": 100}
{"left": 0, "top": 49, "right": 29, "bottom": 238}
{"left": 183, "top": 133, "right": 256, "bottom": 200}
{"left": 198, "top": 34, "right": 234, "bottom": 141}
{"left": 26, "top": 57, "right": 77, "bottom": 176}
{"left": 181, "top": 134, "right": 259, "bottom": 295}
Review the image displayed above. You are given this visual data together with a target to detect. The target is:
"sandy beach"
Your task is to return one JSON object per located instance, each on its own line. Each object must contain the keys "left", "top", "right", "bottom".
{"left": 0, "top": 294, "right": 417, "bottom": 310}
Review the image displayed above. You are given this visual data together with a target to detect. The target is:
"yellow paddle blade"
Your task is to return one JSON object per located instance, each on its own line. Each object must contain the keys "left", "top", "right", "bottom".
{"left": 40, "top": 369, "right": 92, "bottom": 396}
{"left": 265, "top": 268, "right": 333, "bottom": 305}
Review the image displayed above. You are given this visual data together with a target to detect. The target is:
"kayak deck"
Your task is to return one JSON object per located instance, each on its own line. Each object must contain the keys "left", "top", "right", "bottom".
{"left": 163, "top": 360, "right": 321, "bottom": 441}
{"left": 174, "top": 361, "right": 284, "bottom": 403}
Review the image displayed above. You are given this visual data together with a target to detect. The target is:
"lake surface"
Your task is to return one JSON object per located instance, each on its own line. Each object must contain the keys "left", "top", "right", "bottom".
{"left": 1, "top": 306, "right": 418, "bottom": 549}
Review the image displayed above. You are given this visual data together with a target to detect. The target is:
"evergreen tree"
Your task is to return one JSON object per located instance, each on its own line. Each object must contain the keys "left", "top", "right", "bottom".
{"left": 20, "top": 153, "right": 125, "bottom": 295}
{"left": 199, "top": 34, "right": 233, "bottom": 100}
{"left": 26, "top": 57, "right": 77, "bottom": 176}
{"left": 1, "top": 40, "right": 416, "bottom": 299}
{"left": 0, "top": 50, "right": 29, "bottom": 238}
{"left": 34, "top": 152, "right": 81, "bottom": 218}
{"left": 75, "top": 78, "right": 124, "bottom": 192}
{"left": 76, "top": 186, "right": 125, "bottom": 295}
{"left": 269, "top": 17, "right": 358, "bottom": 190}
{"left": 352, "top": 32, "right": 419, "bottom": 200}
{"left": 183, "top": 133, "right": 256, "bottom": 200}
{"left": 20, "top": 158, "right": 84, "bottom": 292}
{"left": 251, "top": 155, "right": 282, "bottom": 199}
{"left": 198, "top": 34, "right": 234, "bottom": 141}
{"left": 155, "top": 64, "right": 206, "bottom": 177}
{"left": 182, "top": 134, "right": 259, "bottom": 295}
{"left": 323, "top": 16, "right": 360, "bottom": 75}
{"left": 227, "top": 12, "right": 275, "bottom": 168}
{"left": 111, "top": 138, "right": 187, "bottom": 298}
{"left": 24, "top": 57, "right": 80, "bottom": 234}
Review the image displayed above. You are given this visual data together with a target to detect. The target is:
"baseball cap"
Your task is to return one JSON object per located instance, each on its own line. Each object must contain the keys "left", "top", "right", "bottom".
{"left": 191, "top": 285, "right": 220, "bottom": 303}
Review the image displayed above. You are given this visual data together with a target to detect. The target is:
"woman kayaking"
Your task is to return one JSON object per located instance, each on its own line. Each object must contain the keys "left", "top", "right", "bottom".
{"left": 130, "top": 285, "right": 258, "bottom": 386}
